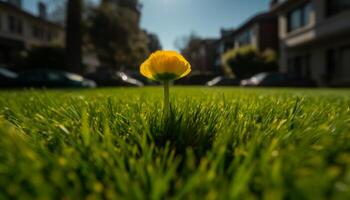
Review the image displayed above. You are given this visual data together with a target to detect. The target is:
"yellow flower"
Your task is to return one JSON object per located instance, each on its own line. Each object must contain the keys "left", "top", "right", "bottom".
{"left": 140, "top": 50, "right": 191, "bottom": 81}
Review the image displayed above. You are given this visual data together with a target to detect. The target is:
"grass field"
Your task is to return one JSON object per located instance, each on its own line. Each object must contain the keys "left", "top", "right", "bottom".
{"left": 0, "top": 87, "right": 350, "bottom": 200}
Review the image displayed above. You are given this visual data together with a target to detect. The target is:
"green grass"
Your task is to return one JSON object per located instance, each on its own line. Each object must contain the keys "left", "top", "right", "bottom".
{"left": 0, "top": 87, "right": 350, "bottom": 200}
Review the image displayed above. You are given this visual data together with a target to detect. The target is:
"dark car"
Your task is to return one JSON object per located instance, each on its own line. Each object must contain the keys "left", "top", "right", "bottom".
{"left": 240, "top": 72, "right": 317, "bottom": 87}
{"left": 175, "top": 73, "right": 218, "bottom": 85}
{"left": 86, "top": 69, "right": 143, "bottom": 87}
{"left": 18, "top": 70, "right": 96, "bottom": 88}
{"left": 0, "top": 67, "right": 19, "bottom": 87}
{"left": 126, "top": 71, "right": 157, "bottom": 85}
{"left": 206, "top": 76, "right": 240, "bottom": 86}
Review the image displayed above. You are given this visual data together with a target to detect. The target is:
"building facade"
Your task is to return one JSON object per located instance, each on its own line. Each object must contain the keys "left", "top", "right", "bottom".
{"left": 219, "top": 11, "right": 279, "bottom": 55}
{"left": 234, "top": 12, "right": 279, "bottom": 52}
{"left": 0, "top": 1, "right": 64, "bottom": 65}
{"left": 216, "top": 11, "right": 279, "bottom": 77}
{"left": 219, "top": 28, "right": 236, "bottom": 53}
{"left": 273, "top": 0, "right": 350, "bottom": 86}
{"left": 182, "top": 38, "right": 221, "bottom": 73}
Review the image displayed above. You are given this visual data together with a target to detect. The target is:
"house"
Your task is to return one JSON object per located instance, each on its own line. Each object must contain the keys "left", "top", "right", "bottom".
{"left": 216, "top": 10, "right": 279, "bottom": 77}
{"left": 219, "top": 28, "right": 236, "bottom": 54}
{"left": 0, "top": 1, "right": 64, "bottom": 65}
{"left": 272, "top": 0, "right": 350, "bottom": 86}
{"left": 182, "top": 38, "right": 221, "bottom": 73}
{"left": 233, "top": 11, "right": 279, "bottom": 52}
{"left": 219, "top": 11, "right": 279, "bottom": 54}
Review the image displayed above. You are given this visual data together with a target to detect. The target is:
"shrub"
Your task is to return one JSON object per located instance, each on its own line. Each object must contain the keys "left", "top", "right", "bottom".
{"left": 222, "top": 46, "right": 278, "bottom": 79}
{"left": 15, "top": 46, "right": 65, "bottom": 70}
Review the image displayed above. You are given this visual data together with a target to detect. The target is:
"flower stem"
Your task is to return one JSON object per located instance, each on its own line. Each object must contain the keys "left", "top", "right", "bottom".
{"left": 163, "top": 80, "right": 170, "bottom": 117}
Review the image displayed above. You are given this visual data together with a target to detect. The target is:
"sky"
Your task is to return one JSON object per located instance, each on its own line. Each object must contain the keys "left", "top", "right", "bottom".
{"left": 23, "top": 0, "right": 58, "bottom": 13}
{"left": 139, "top": 0, "right": 270, "bottom": 50}
{"left": 23, "top": 0, "right": 270, "bottom": 50}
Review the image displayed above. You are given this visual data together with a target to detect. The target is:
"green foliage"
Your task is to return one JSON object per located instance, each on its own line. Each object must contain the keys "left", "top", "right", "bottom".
{"left": 0, "top": 88, "right": 350, "bottom": 199}
{"left": 222, "top": 46, "right": 278, "bottom": 79}
{"left": 88, "top": 1, "right": 149, "bottom": 69}
{"left": 146, "top": 32, "right": 162, "bottom": 53}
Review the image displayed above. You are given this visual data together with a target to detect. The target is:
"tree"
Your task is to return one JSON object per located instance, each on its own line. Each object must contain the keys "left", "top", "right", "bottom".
{"left": 47, "top": 0, "right": 66, "bottom": 25}
{"left": 174, "top": 33, "right": 200, "bottom": 52}
{"left": 146, "top": 32, "right": 162, "bottom": 53}
{"left": 176, "top": 34, "right": 219, "bottom": 73}
{"left": 88, "top": 1, "right": 148, "bottom": 69}
{"left": 65, "top": 0, "right": 83, "bottom": 73}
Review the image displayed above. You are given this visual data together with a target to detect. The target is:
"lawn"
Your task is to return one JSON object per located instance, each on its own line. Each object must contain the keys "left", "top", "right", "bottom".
{"left": 0, "top": 87, "right": 350, "bottom": 200}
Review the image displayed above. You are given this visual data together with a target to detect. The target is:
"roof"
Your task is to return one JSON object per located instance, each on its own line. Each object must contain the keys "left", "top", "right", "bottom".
{"left": 219, "top": 28, "right": 236, "bottom": 41}
{"left": 201, "top": 38, "right": 218, "bottom": 44}
{"left": 234, "top": 11, "right": 276, "bottom": 34}
{"left": 270, "top": 0, "right": 308, "bottom": 12}
{"left": 0, "top": 1, "right": 64, "bottom": 30}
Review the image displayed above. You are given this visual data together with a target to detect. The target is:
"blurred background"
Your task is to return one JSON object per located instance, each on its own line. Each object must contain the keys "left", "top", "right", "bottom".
{"left": 0, "top": 0, "right": 349, "bottom": 88}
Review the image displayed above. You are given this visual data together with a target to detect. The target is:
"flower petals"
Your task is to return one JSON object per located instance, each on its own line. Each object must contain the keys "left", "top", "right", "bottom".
{"left": 140, "top": 50, "right": 191, "bottom": 81}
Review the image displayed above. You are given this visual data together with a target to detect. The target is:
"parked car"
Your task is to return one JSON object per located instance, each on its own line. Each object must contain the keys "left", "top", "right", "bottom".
{"left": 18, "top": 69, "right": 96, "bottom": 88}
{"left": 86, "top": 70, "right": 144, "bottom": 87}
{"left": 0, "top": 67, "right": 19, "bottom": 87}
{"left": 116, "top": 72, "right": 144, "bottom": 87}
{"left": 126, "top": 71, "right": 157, "bottom": 85}
{"left": 240, "top": 72, "right": 317, "bottom": 87}
{"left": 206, "top": 76, "right": 240, "bottom": 86}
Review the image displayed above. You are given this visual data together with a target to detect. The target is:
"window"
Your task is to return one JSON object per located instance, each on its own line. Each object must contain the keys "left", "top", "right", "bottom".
{"left": 326, "top": 49, "right": 337, "bottom": 81}
{"left": 327, "top": 0, "right": 350, "bottom": 17}
{"left": 7, "top": 15, "right": 23, "bottom": 35}
{"left": 47, "top": 73, "right": 62, "bottom": 81}
{"left": 340, "top": 46, "right": 350, "bottom": 82}
{"left": 303, "top": 3, "right": 312, "bottom": 26}
{"left": 289, "top": 9, "right": 302, "bottom": 31}
{"left": 287, "top": 2, "right": 312, "bottom": 32}
{"left": 237, "top": 29, "right": 252, "bottom": 46}
{"left": 46, "top": 31, "right": 52, "bottom": 41}
{"left": 288, "top": 55, "right": 311, "bottom": 78}
{"left": 326, "top": 46, "right": 350, "bottom": 83}
{"left": 32, "top": 25, "right": 42, "bottom": 39}
{"left": 32, "top": 25, "right": 39, "bottom": 38}
{"left": 32, "top": 25, "right": 47, "bottom": 41}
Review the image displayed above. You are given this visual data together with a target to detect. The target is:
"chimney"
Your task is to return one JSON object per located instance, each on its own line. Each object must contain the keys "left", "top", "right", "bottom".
{"left": 269, "top": 0, "right": 275, "bottom": 8}
{"left": 7, "top": 0, "right": 22, "bottom": 8}
{"left": 38, "top": 2, "right": 47, "bottom": 19}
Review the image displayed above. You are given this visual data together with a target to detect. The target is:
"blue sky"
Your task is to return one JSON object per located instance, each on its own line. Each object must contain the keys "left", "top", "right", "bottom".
{"left": 24, "top": 0, "right": 270, "bottom": 50}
